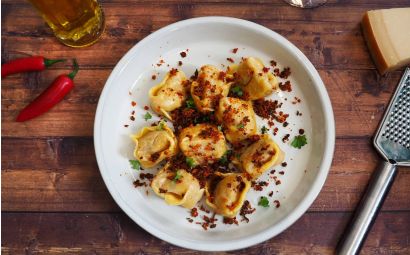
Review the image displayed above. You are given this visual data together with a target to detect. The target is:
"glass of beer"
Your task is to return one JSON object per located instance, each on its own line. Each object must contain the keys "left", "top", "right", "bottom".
{"left": 28, "top": 0, "right": 105, "bottom": 47}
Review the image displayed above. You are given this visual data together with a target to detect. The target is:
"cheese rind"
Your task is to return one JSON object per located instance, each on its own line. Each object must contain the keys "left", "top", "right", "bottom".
{"left": 362, "top": 8, "right": 410, "bottom": 75}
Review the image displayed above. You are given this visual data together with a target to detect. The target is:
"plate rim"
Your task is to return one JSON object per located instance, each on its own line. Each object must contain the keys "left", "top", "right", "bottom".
{"left": 94, "top": 16, "right": 336, "bottom": 251}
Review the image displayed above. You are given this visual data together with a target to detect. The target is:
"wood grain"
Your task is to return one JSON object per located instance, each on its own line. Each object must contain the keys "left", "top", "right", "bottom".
{"left": 1, "top": 69, "right": 404, "bottom": 137}
{"left": 2, "top": 211, "right": 409, "bottom": 254}
{"left": 2, "top": 2, "right": 409, "bottom": 71}
{"left": 2, "top": 136, "right": 410, "bottom": 212}
{"left": 2, "top": 0, "right": 410, "bottom": 254}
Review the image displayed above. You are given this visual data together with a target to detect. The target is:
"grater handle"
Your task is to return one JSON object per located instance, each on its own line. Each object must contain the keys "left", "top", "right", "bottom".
{"left": 337, "top": 160, "right": 397, "bottom": 255}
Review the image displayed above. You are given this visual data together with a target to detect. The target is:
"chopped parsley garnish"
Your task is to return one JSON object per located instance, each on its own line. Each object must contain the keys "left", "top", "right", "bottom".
{"left": 143, "top": 112, "right": 152, "bottom": 121}
{"left": 129, "top": 160, "right": 141, "bottom": 170}
{"left": 261, "top": 126, "right": 269, "bottom": 134}
{"left": 185, "top": 97, "right": 195, "bottom": 109}
{"left": 219, "top": 150, "right": 232, "bottom": 164}
{"left": 217, "top": 125, "right": 223, "bottom": 131}
{"left": 186, "top": 157, "right": 196, "bottom": 168}
{"left": 173, "top": 170, "right": 183, "bottom": 182}
{"left": 156, "top": 121, "right": 165, "bottom": 130}
{"left": 231, "top": 86, "right": 243, "bottom": 97}
{"left": 258, "top": 196, "right": 270, "bottom": 207}
{"left": 236, "top": 123, "right": 244, "bottom": 129}
{"left": 291, "top": 134, "right": 308, "bottom": 149}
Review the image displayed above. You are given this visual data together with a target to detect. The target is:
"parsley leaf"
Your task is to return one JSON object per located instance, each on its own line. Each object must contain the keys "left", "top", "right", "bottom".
{"left": 237, "top": 123, "right": 244, "bottom": 129}
{"left": 129, "top": 160, "right": 141, "bottom": 170}
{"left": 186, "top": 157, "right": 196, "bottom": 168}
{"left": 291, "top": 134, "right": 308, "bottom": 149}
{"left": 173, "top": 170, "right": 183, "bottom": 182}
{"left": 156, "top": 121, "right": 165, "bottom": 130}
{"left": 258, "top": 196, "right": 270, "bottom": 208}
{"left": 219, "top": 150, "right": 232, "bottom": 164}
{"left": 261, "top": 126, "right": 269, "bottom": 134}
{"left": 231, "top": 86, "right": 243, "bottom": 97}
{"left": 185, "top": 97, "right": 195, "bottom": 109}
{"left": 143, "top": 112, "right": 152, "bottom": 121}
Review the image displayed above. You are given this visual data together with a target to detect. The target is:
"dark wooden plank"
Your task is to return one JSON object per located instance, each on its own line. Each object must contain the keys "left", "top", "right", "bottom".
{"left": 2, "top": 137, "right": 410, "bottom": 212}
{"left": 1, "top": 69, "right": 403, "bottom": 137}
{"left": 2, "top": 2, "right": 409, "bottom": 70}
{"left": 2, "top": 211, "right": 409, "bottom": 254}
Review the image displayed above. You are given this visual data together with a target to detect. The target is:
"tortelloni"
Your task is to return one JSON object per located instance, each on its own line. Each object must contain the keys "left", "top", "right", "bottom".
{"left": 205, "top": 173, "right": 251, "bottom": 217}
{"left": 231, "top": 57, "right": 278, "bottom": 100}
{"left": 190, "top": 65, "right": 231, "bottom": 113}
{"left": 178, "top": 124, "right": 227, "bottom": 165}
{"left": 132, "top": 123, "right": 178, "bottom": 168}
{"left": 149, "top": 69, "right": 188, "bottom": 119}
{"left": 151, "top": 165, "right": 204, "bottom": 209}
{"left": 240, "top": 134, "right": 285, "bottom": 180}
{"left": 215, "top": 97, "right": 257, "bottom": 144}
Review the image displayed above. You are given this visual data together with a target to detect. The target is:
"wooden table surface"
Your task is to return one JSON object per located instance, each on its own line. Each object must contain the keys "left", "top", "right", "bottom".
{"left": 2, "top": 0, "right": 410, "bottom": 254}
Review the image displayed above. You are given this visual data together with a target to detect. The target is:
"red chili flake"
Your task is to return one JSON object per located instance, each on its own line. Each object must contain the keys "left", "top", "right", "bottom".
{"left": 226, "top": 58, "right": 234, "bottom": 63}
{"left": 223, "top": 217, "right": 238, "bottom": 225}
{"left": 275, "top": 179, "right": 281, "bottom": 185}
{"left": 140, "top": 173, "right": 154, "bottom": 180}
{"left": 279, "top": 67, "right": 291, "bottom": 79}
{"left": 130, "top": 116, "right": 135, "bottom": 121}
{"left": 268, "top": 191, "right": 274, "bottom": 197}
{"left": 186, "top": 218, "right": 194, "bottom": 223}
{"left": 232, "top": 48, "right": 238, "bottom": 54}
{"left": 273, "top": 68, "right": 280, "bottom": 75}
{"left": 144, "top": 106, "right": 149, "bottom": 110}
{"left": 124, "top": 124, "right": 129, "bottom": 128}
{"left": 262, "top": 67, "right": 270, "bottom": 73}
{"left": 292, "top": 97, "right": 302, "bottom": 104}
{"left": 279, "top": 171, "right": 285, "bottom": 175}
{"left": 180, "top": 51, "right": 187, "bottom": 58}
{"left": 270, "top": 169, "right": 276, "bottom": 174}
{"left": 169, "top": 68, "right": 178, "bottom": 76}
{"left": 151, "top": 75, "right": 157, "bottom": 80}
{"left": 199, "top": 205, "right": 210, "bottom": 214}
{"left": 156, "top": 59, "right": 165, "bottom": 67}
{"left": 131, "top": 110, "right": 135, "bottom": 115}
{"left": 299, "top": 129, "right": 305, "bottom": 135}
{"left": 273, "top": 127, "right": 279, "bottom": 136}
{"left": 178, "top": 61, "right": 183, "bottom": 66}
{"left": 273, "top": 200, "right": 281, "bottom": 208}
{"left": 281, "top": 162, "right": 287, "bottom": 167}
{"left": 282, "top": 134, "right": 290, "bottom": 143}
{"left": 279, "top": 81, "right": 292, "bottom": 92}
{"left": 270, "top": 60, "right": 277, "bottom": 67}
{"left": 191, "top": 207, "right": 199, "bottom": 217}
{"left": 283, "top": 122, "right": 288, "bottom": 127}
{"left": 296, "top": 110, "right": 303, "bottom": 116}
{"left": 218, "top": 71, "right": 226, "bottom": 81}
{"left": 210, "top": 224, "right": 217, "bottom": 229}
{"left": 133, "top": 180, "right": 147, "bottom": 187}
{"left": 239, "top": 200, "right": 255, "bottom": 223}
{"left": 131, "top": 101, "right": 137, "bottom": 106}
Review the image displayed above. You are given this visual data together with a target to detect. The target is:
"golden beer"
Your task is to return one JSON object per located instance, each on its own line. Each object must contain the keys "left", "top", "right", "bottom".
{"left": 28, "top": 0, "right": 105, "bottom": 47}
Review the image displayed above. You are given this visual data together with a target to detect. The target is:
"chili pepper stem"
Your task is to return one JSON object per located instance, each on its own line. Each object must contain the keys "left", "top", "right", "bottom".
{"left": 44, "top": 58, "right": 66, "bottom": 67}
{"left": 67, "top": 59, "right": 79, "bottom": 80}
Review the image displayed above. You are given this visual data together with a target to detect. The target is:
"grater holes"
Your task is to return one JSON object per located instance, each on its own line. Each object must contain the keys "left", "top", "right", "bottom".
{"left": 381, "top": 82, "right": 410, "bottom": 149}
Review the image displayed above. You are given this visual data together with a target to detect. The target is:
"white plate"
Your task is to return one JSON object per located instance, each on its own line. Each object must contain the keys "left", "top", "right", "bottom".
{"left": 94, "top": 17, "right": 335, "bottom": 251}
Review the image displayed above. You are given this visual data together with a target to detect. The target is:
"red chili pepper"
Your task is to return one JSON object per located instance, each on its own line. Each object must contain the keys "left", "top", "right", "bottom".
{"left": 1, "top": 56, "right": 65, "bottom": 78}
{"left": 16, "top": 59, "right": 79, "bottom": 122}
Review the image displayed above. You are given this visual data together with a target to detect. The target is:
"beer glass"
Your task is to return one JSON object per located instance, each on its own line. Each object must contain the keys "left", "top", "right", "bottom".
{"left": 28, "top": 0, "right": 105, "bottom": 47}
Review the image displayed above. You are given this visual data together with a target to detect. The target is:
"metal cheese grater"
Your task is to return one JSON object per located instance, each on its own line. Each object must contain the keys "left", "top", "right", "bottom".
{"left": 338, "top": 68, "right": 410, "bottom": 255}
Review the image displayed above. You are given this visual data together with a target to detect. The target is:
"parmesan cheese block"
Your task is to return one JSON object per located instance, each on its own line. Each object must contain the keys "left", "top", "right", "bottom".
{"left": 362, "top": 8, "right": 410, "bottom": 75}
